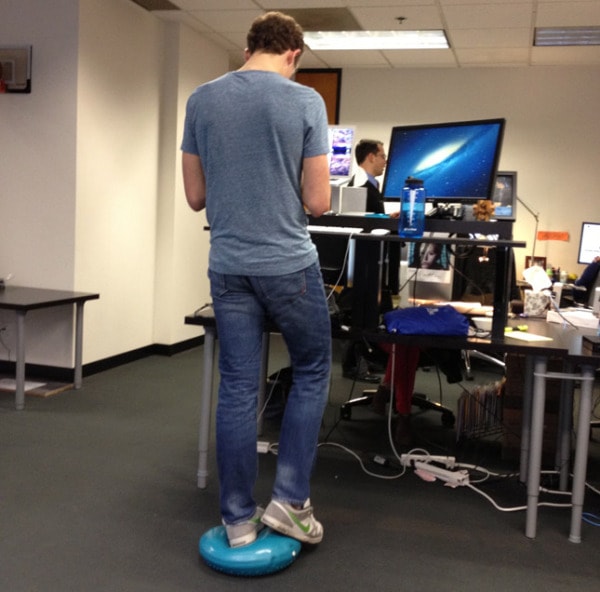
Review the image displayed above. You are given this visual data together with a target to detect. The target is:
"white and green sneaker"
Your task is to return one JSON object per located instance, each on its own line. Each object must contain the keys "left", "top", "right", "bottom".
{"left": 261, "top": 498, "right": 323, "bottom": 544}
{"left": 223, "top": 506, "right": 265, "bottom": 548}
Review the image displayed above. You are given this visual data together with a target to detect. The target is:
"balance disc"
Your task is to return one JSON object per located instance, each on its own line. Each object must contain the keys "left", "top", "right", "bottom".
{"left": 199, "top": 526, "right": 301, "bottom": 576}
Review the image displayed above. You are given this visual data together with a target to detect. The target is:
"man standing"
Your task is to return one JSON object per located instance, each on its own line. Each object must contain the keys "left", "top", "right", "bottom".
{"left": 181, "top": 12, "right": 332, "bottom": 548}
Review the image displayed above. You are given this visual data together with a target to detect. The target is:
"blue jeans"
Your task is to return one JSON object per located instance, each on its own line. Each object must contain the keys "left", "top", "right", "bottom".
{"left": 209, "top": 261, "right": 332, "bottom": 525}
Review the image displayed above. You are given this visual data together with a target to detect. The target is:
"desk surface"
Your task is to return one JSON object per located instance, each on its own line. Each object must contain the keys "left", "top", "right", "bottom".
{"left": 186, "top": 309, "right": 600, "bottom": 367}
{"left": 365, "top": 318, "right": 600, "bottom": 365}
{"left": 308, "top": 213, "right": 520, "bottom": 240}
{"left": 0, "top": 286, "right": 100, "bottom": 311}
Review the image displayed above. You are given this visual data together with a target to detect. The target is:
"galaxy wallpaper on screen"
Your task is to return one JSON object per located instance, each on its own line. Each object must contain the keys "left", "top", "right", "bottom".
{"left": 382, "top": 121, "right": 504, "bottom": 201}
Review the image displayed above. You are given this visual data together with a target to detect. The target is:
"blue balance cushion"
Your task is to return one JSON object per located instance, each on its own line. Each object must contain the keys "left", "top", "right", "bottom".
{"left": 199, "top": 526, "right": 301, "bottom": 577}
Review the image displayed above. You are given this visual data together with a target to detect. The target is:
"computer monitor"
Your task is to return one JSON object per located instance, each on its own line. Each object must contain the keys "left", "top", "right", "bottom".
{"left": 327, "top": 125, "right": 355, "bottom": 180}
{"left": 577, "top": 221, "right": 600, "bottom": 264}
{"left": 381, "top": 118, "right": 506, "bottom": 206}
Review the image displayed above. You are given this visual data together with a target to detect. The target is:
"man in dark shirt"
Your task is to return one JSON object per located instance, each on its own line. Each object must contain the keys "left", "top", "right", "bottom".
{"left": 348, "top": 139, "right": 390, "bottom": 214}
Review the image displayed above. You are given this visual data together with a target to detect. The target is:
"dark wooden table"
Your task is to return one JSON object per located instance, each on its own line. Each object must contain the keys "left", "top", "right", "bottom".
{"left": 0, "top": 286, "right": 99, "bottom": 410}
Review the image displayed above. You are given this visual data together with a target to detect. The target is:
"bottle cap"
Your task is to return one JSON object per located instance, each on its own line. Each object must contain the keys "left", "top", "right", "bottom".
{"left": 405, "top": 176, "right": 423, "bottom": 185}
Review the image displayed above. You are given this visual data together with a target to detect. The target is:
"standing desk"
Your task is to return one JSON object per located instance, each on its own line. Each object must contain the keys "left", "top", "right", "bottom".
{"left": 186, "top": 309, "right": 599, "bottom": 542}
{"left": 0, "top": 286, "right": 99, "bottom": 410}
{"left": 185, "top": 223, "right": 599, "bottom": 541}
{"left": 365, "top": 320, "right": 599, "bottom": 543}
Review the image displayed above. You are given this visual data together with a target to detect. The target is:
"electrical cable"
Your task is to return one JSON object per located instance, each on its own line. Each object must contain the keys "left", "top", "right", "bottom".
{"left": 317, "top": 441, "right": 407, "bottom": 480}
{"left": 465, "top": 483, "right": 573, "bottom": 512}
{"left": 324, "top": 229, "right": 360, "bottom": 302}
{"left": 582, "top": 513, "right": 600, "bottom": 526}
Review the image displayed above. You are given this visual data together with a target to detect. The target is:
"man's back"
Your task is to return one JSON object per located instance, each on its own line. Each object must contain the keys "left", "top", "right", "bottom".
{"left": 182, "top": 70, "right": 328, "bottom": 275}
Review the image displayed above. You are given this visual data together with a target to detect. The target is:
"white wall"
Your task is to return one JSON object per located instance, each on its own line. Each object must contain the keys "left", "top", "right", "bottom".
{"left": 75, "top": 0, "right": 164, "bottom": 362}
{"left": 0, "top": 0, "right": 80, "bottom": 366}
{"left": 1, "top": 0, "right": 598, "bottom": 372}
{"left": 339, "top": 66, "right": 600, "bottom": 279}
{"left": 152, "top": 23, "right": 228, "bottom": 347}
{"left": 0, "top": 0, "right": 227, "bottom": 368}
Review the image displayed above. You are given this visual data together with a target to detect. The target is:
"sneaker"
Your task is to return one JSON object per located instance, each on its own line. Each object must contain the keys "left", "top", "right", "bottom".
{"left": 223, "top": 506, "right": 265, "bottom": 548}
{"left": 261, "top": 499, "right": 323, "bottom": 544}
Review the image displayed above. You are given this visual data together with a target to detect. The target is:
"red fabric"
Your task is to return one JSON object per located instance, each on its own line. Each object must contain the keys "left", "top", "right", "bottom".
{"left": 380, "top": 343, "right": 420, "bottom": 415}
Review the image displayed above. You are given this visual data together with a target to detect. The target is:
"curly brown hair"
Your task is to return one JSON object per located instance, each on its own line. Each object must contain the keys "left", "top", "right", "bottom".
{"left": 246, "top": 11, "right": 304, "bottom": 57}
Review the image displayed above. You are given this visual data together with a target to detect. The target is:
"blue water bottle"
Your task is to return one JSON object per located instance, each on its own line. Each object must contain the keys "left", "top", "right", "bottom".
{"left": 398, "top": 176, "right": 426, "bottom": 238}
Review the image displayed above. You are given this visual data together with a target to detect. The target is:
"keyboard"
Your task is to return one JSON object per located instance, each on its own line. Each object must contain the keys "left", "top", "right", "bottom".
{"left": 307, "top": 225, "right": 364, "bottom": 235}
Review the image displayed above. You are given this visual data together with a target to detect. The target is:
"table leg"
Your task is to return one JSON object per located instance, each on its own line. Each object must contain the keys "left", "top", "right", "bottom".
{"left": 74, "top": 302, "right": 85, "bottom": 389}
{"left": 519, "top": 355, "right": 534, "bottom": 483}
{"left": 526, "top": 356, "right": 548, "bottom": 538}
{"left": 491, "top": 246, "right": 511, "bottom": 340}
{"left": 556, "top": 361, "right": 574, "bottom": 491}
{"left": 568, "top": 365, "right": 595, "bottom": 543}
{"left": 15, "top": 311, "right": 26, "bottom": 411}
{"left": 197, "top": 327, "right": 216, "bottom": 489}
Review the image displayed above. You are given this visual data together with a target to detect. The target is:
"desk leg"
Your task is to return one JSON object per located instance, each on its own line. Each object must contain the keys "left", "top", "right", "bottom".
{"left": 556, "top": 361, "right": 574, "bottom": 491}
{"left": 568, "top": 365, "right": 595, "bottom": 543}
{"left": 491, "top": 246, "right": 511, "bottom": 340}
{"left": 74, "top": 302, "right": 85, "bottom": 389}
{"left": 525, "top": 356, "right": 547, "bottom": 539}
{"left": 15, "top": 311, "right": 26, "bottom": 411}
{"left": 519, "top": 355, "right": 534, "bottom": 483}
{"left": 197, "top": 327, "right": 216, "bottom": 489}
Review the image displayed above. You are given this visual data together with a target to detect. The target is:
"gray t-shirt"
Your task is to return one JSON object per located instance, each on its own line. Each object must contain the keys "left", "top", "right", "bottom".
{"left": 181, "top": 70, "right": 329, "bottom": 275}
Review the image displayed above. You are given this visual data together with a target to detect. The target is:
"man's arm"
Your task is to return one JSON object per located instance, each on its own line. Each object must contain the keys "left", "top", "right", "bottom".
{"left": 182, "top": 152, "right": 206, "bottom": 212}
{"left": 301, "top": 154, "right": 331, "bottom": 217}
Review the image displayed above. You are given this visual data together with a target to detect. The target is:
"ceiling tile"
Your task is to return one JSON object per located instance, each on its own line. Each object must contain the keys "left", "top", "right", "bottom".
{"left": 310, "top": 49, "right": 391, "bottom": 67}
{"left": 171, "top": 0, "right": 258, "bottom": 8}
{"left": 187, "top": 9, "right": 264, "bottom": 32}
{"left": 137, "top": 0, "right": 600, "bottom": 68}
{"left": 532, "top": 45, "right": 600, "bottom": 64}
{"left": 440, "top": 0, "right": 532, "bottom": 5}
{"left": 383, "top": 48, "right": 457, "bottom": 67}
{"left": 442, "top": 3, "right": 533, "bottom": 29}
{"left": 454, "top": 47, "right": 531, "bottom": 65}
{"left": 535, "top": 1, "right": 600, "bottom": 26}
{"left": 263, "top": 0, "right": 345, "bottom": 8}
{"left": 450, "top": 28, "right": 532, "bottom": 48}
{"left": 350, "top": 6, "right": 443, "bottom": 30}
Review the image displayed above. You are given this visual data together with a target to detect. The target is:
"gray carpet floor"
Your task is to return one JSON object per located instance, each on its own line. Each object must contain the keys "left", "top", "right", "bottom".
{"left": 1, "top": 336, "right": 599, "bottom": 591}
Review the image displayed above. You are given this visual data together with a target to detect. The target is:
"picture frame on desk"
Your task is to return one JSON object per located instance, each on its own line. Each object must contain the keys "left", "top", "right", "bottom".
{"left": 525, "top": 256, "right": 547, "bottom": 269}
{"left": 492, "top": 171, "right": 517, "bottom": 220}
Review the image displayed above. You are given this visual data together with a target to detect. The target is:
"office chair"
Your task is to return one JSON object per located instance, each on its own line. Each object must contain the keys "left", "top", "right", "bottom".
{"left": 340, "top": 348, "right": 458, "bottom": 428}
{"left": 462, "top": 350, "right": 506, "bottom": 380}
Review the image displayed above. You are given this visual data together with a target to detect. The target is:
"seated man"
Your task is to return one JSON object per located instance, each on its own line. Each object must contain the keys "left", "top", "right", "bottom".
{"left": 574, "top": 256, "right": 600, "bottom": 305}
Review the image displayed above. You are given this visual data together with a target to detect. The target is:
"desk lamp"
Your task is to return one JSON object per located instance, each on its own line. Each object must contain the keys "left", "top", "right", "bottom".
{"left": 516, "top": 195, "right": 540, "bottom": 264}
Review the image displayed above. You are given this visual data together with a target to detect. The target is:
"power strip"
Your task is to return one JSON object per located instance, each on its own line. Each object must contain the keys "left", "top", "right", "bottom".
{"left": 413, "top": 461, "right": 469, "bottom": 486}
{"left": 400, "top": 454, "right": 456, "bottom": 468}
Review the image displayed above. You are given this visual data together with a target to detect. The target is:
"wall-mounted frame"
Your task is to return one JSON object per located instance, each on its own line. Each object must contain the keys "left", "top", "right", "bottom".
{"left": 492, "top": 170, "right": 517, "bottom": 220}
{"left": 0, "top": 46, "right": 32, "bottom": 93}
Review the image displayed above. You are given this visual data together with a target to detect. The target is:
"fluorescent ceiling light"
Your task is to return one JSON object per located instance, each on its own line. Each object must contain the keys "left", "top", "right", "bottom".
{"left": 534, "top": 27, "right": 600, "bottom": 46}
{"left": 304, "top": 30, "right": 449, "bottom": 51}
